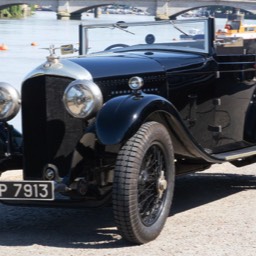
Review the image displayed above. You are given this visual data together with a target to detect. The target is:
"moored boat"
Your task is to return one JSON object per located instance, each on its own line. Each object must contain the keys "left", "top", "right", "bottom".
{"left": 216, "top": 12, "right": 256, "bottom": 54}
{"left": 216, "top": 12, "right": 256, "bottom": 39}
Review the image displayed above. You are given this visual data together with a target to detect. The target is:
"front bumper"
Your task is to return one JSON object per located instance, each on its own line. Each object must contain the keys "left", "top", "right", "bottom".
{"left": 0, "top": 179, "right": 111, "bottom": 208}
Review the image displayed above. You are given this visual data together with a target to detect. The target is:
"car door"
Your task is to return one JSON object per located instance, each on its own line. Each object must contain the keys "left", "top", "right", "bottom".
{"left": 167, "top": 55, "right": 218, "bottom": 151}
{"left": 212, "top": 52, "right": 256, "bottom": 153}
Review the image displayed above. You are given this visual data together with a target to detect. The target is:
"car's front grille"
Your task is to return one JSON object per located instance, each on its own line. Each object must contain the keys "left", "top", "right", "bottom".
{"left": 22, "top": 76, "right": 85, "bottom": 179}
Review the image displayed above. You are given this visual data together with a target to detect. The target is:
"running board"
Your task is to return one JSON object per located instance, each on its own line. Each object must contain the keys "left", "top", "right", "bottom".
{"left": 212, "top": 146, "right": 256, "bottom": 161}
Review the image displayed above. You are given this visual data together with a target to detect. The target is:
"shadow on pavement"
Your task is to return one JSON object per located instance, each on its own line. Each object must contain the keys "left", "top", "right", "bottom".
{"left": 0, "top": 171, "right": 255, "bottom": 249}
{"left": 171, "top": 171, "right": 256, "bottom": 215}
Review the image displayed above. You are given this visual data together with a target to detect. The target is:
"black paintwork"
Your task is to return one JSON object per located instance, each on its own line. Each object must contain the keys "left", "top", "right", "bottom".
{"left": 18, "top": 45, "right": 256, "bottom": 184}
{"left": 70, "top": 49, "right": 256, "bottom": 154}
{"left": 0, "top": 123, "right": 22, "bottom": 173}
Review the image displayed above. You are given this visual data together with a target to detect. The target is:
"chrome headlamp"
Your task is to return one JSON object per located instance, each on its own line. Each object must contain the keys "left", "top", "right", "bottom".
{"left": 128, "top": 76, "right": 144, "bottom": 90}
{"left": 63, "top": 79, "right": 103, "bottom": 119}
{"left": 0, "top": 82, "right": 20, "bottom": 121}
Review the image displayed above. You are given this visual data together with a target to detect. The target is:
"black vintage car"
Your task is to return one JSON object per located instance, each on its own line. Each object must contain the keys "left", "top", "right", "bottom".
{"left": 0, "top": 16, "right": 256, "bottom": 244}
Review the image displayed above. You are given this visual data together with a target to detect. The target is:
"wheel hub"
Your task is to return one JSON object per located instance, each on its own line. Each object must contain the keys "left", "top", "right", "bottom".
{"left": 157, "top": 171, "right": 167, "bottom": 199}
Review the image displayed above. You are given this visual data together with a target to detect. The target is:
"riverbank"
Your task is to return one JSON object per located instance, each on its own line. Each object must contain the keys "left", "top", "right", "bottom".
{"left": 0, "top": 4, "right": 33, "bottom": 19}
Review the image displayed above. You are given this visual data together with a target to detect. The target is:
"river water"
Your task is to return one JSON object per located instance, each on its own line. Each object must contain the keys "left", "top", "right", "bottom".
{"left": 0, "top": 11, "right": 255, "bottom": 131}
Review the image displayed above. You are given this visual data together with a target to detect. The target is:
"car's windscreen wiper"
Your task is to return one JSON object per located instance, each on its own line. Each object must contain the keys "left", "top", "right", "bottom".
{"left": 170, "top": 21, "right": 189, "bottom": 36}
{"left": 112, "top": 21, "right": 135, "bottom": 35}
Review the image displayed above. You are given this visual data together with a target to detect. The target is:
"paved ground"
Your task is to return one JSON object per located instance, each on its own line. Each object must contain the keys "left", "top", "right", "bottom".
{"left": 0, "top": 162, "right": 255, "bottom": 256}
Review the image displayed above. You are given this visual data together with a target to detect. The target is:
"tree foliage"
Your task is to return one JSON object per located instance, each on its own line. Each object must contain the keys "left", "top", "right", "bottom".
{"left": 0, "top": 5, "right": 32, "bottom": 18}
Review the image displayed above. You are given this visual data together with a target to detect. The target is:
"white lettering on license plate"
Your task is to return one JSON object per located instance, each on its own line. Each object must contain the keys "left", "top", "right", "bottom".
{"left": 0, "top": 181, "right": 54, "bottom": 201}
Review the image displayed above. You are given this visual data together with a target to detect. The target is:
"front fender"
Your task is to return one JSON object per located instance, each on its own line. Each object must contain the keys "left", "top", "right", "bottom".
{"left": 95, "top": 93, "right": 223, "bottom": 164}
{"left": 96, "top": 93, "right": 176, "bottom": 145}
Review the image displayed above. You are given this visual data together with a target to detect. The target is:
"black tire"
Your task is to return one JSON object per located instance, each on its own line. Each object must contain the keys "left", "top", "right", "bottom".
{"left": 113, "top": 121, "right": 175, "bottom": 244}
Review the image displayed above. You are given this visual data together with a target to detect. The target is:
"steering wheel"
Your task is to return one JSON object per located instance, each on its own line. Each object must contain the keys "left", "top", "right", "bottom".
{"left": 104, "top": 44, "right": 129, "bottom": 51}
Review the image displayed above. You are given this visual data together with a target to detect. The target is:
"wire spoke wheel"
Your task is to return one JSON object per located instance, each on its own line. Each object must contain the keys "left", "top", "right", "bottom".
{"left": 138, "top": 144, "right": 167, "bottom": 226}
{"left": 113, "top": 122, "right": 175, "bottom": 244}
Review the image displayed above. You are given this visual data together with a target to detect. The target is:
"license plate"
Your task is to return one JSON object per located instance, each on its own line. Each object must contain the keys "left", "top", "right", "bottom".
{"left": 0, "top": 181, "right": 54, "bottom": 201}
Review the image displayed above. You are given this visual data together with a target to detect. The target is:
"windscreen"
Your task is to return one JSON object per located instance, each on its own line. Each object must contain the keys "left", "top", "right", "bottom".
{"left": 79, "top": 19, "right": 210, "bottom": 55}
